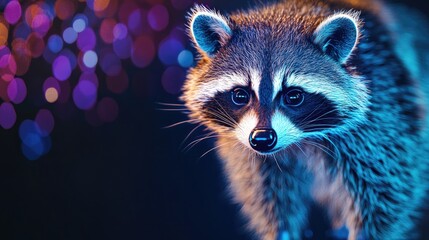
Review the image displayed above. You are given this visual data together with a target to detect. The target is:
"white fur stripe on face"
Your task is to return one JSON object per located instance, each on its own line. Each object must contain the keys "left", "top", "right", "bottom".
{"left": 287, "top": 73, "right": 349, "bottom": 108}
{"left": 235, "top": 110, "right": 258, "bottom": 148}
{"left": 272, "top": 68, "right": 285, "bottom": 100}
{"left": 195, "top": 69, "right": 262, "bottom": 102}
{"left": 195, "top": 73, "right": 248, "bottom": 102}
{"left": 271, "top": 110, "right": 302, "bottom": 148}
{"left": 250, "top": 69, "right": 261, "bottom": 101}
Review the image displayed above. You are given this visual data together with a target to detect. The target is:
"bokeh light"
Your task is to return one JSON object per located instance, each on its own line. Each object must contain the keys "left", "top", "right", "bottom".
{"left": 83, "top": 50, "right": 98, "bottom": 68}
{"left": 0, "top": 47, "right": 17, "bottom": 82}
{"left": 113, "top": 35, "right": 132, "bottom": 59}
{"left": 0, "top": 0, "right": 198, "bottom": 159}
{"left": 11, "top": 38, "right": 31, "bottom": 76}
{"left": 148, "top": 5, "right": 169, "bottom": 31}
{"left": 161, "top": 66, "right": 186, "bottom": 95}
{"left": 27, "top": 32, "right": 45, "bottom": 58}
{"left": 128, "top": 9, "right": 148, "bottom": 36}
{"left": 93, "top": 0, "right": 111, "bottom": 13}
{"left": 77, "top": 28, "right": 96, "bottom": 51}
{"left": 19, "top": 119, "right": 51, "bottom": 160}
{"left": 113, "top": 23, "right": 128, "bottom": 40}
{"left": 13, "top": 22, "right": 31, "bottom": 40}
{"left": 0, "top": 18, "right": 9, "bottom": 47}
{"left": 0, "top": 102, "right": 17, "bottom": 129}
{"left": 73, "top": 80, "right": 97, "bottom": 110}
{"left": 158, "top": 37, "right": 184, "bottom": 65}
{"left": 72, "top": 15, "right": 88, "bottom": 33}
{"left": 4, "top": 1, "right": 22, "bottom": 25}
{"left": 53, "top": 55, "right": 72, "bottom": 81}
{"left": 63, "top": 27, "right": 78, "bottom": 44}
{"left": 132, "top": 36, "right": 156, "bottom": 68}
{"left": 48, "top": 34, "right": 63, "bottom": 53}
{"left": 178, "top": 50, "right": 194, "bottom": 68}
{"left": 100, "top": 18, "right": 116, "bottom": 44}
{"left": 54, "top": 0, "right": 76, "bottom": 20}
{"left": 7, "top": 78, "right": 27, "bottom": 104}
{"left": 45, "top": 87, "right": 59, "bottom": 103}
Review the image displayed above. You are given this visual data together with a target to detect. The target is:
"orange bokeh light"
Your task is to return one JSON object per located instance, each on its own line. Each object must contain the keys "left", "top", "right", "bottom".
{"left": 94, "top": 0, "right": 110, "bottom": 12}
{"left": 45, "top": 87, "right": 59, "bottom": 103}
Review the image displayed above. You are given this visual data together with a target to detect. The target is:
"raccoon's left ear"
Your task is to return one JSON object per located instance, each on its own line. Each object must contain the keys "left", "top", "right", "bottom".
{"left": 313, "top": 13, "right": 360, "bottom": 64}
{"left": 188, "top": 6, "right": 232, "bottom": 57}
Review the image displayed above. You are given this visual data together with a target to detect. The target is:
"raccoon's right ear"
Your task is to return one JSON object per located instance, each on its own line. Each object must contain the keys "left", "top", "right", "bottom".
{"left": 188, "top": 6, "right": 232, "bottom": 57}
{"left": 313, "top": 13, "right": 360, "bottom": 64}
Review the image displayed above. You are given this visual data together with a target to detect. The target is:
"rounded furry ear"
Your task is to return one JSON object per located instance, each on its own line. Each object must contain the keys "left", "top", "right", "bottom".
{"left": 313, "top": 13, "right": 360, "bottom": 63}
{"left": 189, "top": 6, "right": 232, "bottom": 57}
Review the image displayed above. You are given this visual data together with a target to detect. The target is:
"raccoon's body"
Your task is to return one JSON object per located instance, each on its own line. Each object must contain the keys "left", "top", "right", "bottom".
{"left": 181, "top": 0, "right": 429, "bottom": 239}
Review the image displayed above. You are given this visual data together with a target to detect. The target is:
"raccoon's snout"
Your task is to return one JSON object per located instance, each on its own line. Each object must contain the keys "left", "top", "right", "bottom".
{"left": 249, "top": 128, "right": 277, "bottom": 152}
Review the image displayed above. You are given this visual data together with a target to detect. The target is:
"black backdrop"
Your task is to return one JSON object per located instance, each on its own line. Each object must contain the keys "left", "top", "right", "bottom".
{"left": 1, "top": 0, "right": 429, "bottom": 239}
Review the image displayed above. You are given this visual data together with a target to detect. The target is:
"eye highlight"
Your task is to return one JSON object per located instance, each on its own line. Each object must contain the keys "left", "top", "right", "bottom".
{"left": 231, "top": 88, "right": 250, "bottom": 106}
{"left": 282, "top": 88, "right": 304, "bottom": 106}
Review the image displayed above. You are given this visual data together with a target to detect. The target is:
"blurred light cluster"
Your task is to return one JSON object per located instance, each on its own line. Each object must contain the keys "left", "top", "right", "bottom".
{"left": 0, "top": 0, "right": 206, "bottom": 160}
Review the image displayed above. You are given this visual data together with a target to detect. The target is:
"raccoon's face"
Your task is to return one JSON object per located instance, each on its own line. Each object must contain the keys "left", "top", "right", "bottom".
{"left": 182, "top": 6, "right": 370, "bottom": 155}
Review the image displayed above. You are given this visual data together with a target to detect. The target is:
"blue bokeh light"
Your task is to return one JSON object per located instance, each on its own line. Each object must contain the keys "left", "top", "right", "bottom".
{"left": 83, "top": 50, "right": 98, "bottom": 68}
{"left": 72, "top": 14, "right": 88, "bottom": 33}
{"left": 177, "top": 50, "right": 194, "bottom": 68}
{"left": 63, "top": 27, "right": 78, "bottom": 44}
{"left": 19, "top": 120, "right": 51, "bottom": 160}
{"left": 158, "top": 38, "right": 184, "bottom": 65}
{"left": 48, "top": 34, "right": 63, "bottom": 53}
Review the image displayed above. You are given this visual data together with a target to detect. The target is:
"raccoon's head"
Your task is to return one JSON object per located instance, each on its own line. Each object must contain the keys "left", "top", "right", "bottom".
{"left": 182, "top": 6, "right": 370, "bottom": 155}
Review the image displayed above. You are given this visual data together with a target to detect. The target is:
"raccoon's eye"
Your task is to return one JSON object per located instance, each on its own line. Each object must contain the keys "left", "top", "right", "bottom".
{"left": 283, "top": 88, "right": 304, "bottom": 106}
{"left": 231, "top": 88, "right": 250, "bottom": 106}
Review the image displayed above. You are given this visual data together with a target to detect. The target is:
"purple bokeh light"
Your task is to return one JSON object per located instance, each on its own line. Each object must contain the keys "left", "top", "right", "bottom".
{"left": 158, "top": 37, "right": 184, "bottom": 65}
{"left": 148, "top": 5, "right": 169, "bottom": 31}
{"left": 43, "top": 76, "right": 61, "bottom": 93}
{"left": 161, "top": 66, "right": 185, "bottom": 95}
{"left": 53, "top": 55, "right": 72, "bottom": 81}
{"left": 31, "top": 13, "right": 51, "bottom": 36}
{"left": 4, "top": 1, "right": 22, "bottom": 25}
{"left": 72, "top": 80, "right": 97, "bottom": 110}
{"left": 0, "top": 102, "right": 17, "bottom": 129}
{"left": 113, "top": 35, "right": 132, "bottom": 59}
{"left": 7, "top": 77, "right": 27, "bottom": 104}
{"left": 113, "top": 23, "right": 128, "bottom": 40}
{"left": 1, "top": 0, "right": 195, "bottom": 159}
{"left": 77, "top": 28, "right": 96, "bottom": 51}
{"left": 127, "top": 9, "right": 148, "bottom": 36}
{"left": 79, "top": 71, "right": 99, "bottom": 88}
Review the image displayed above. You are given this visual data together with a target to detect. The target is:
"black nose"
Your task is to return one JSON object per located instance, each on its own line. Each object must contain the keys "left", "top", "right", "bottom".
{"left": 249, "top": 128, "right": 277, "bottom": 152}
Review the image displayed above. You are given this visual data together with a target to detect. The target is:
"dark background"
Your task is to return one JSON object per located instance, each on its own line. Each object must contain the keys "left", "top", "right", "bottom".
{"left": 1, "top": 0, "right": 429, "bottom": 239}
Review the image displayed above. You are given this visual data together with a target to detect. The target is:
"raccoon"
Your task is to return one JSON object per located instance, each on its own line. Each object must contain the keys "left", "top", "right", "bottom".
{"left": 181, "top": 0, "right": 429, "bottom": 239}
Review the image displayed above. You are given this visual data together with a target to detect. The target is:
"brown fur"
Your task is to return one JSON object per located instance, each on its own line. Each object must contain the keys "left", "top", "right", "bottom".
{"left": 217, "top": 136, "right": 279, "bottom": 240}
